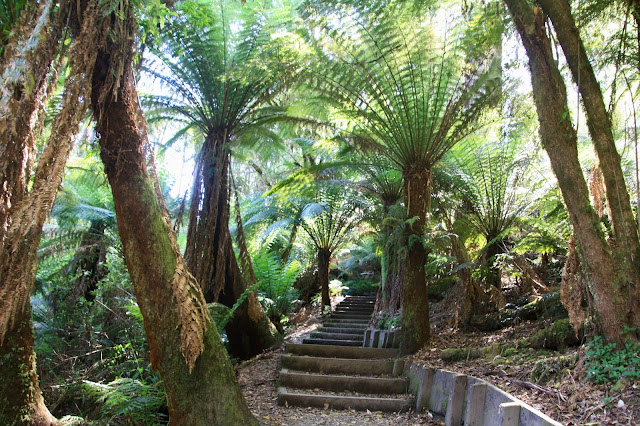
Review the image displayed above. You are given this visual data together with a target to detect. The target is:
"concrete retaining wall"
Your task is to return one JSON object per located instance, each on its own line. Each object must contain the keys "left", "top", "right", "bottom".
{"left": 402, "top": 360, "right": 562, "bottom": 426}
{"left": 363, "top": 328, "right": 401, "bottom": 348}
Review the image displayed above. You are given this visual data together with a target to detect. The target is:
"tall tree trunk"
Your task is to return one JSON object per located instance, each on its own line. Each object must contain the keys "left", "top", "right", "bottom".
{"left": 185, "top": 137, "right": 280, "bottom": 359}
{"left": 0, "top": 1, "right": 92, "bottom": 422}
{"left": 540, "top": 0, "right": 640, "bottom": 282}
{"left": 317, "top": 248, "right": 331, "bottom": 309}
{"left": 90, "top": 4, "right": 257, "bottom": 423}
{"left": 400, "top": 164, "right": 431, "bottom": 354}
{"left": 0, "top": 305, "right": 56, "bottom": 425}
{"left": 373, "top": 201, "right": 404, "bottom": 322}
{"left": 504, "top": 0, "right": 640, "bottom": 343}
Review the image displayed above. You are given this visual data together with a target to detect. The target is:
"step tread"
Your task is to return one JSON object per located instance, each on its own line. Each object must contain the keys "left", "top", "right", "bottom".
{"left": 302, "top": 338, "right": 363, "bottom": 346}
{"left": 286, "top": 343, "right": 399, "bottom": 359}
{"left": 280, "top": 370, "right": 408, "bottom": 394}
{"left": 277, "top": 387, "right": 413, "bottom": 412}
{"left": 281, "top": 354, "right": 395, "bottom": 376}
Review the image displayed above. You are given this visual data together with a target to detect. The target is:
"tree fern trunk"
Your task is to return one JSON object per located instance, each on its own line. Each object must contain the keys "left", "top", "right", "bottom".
{"left": 317, "top": 248, "right": 331, "bottom": 308}
{"left": 400, "top": 165, "right": 431, "bottom": 354}
{"left": 184, "top": 137, "right": 280, "bottom": 359}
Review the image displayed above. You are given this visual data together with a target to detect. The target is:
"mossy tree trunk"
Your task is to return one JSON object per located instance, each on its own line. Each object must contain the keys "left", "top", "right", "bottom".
{"left": 90, "top": 4, "right": 257, "bottom": 423}
{"left": 504, "top": 0, "right": 640, "bottom": 344}
{"left": 538, "top": 0, "right": 640, "bottom": 339}
{"left": 0, "top": 306, "right": 56, "bottom": 425}
{"left": 185, "top": 136, "right": 281, "bottom": 359}
{"left": 317, "top": 248, "right": 332, "bottom": 309}
{"left": 400, "top": 164, "right": 431, "bottom": 354}
{"left": 0, "top": 0, "right": 91, "bottom": 422}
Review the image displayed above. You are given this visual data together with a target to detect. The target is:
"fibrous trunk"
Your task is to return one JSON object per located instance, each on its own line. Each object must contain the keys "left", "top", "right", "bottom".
{"left": 400, "top": 165, "right": 431, "bottom": 354}
{"left": 504, "top": 0, "right": 640, "bottom": 344}
{"left": 91, "top": 4, "right": 257, "bottom": 423}
{"left": 317, "top": 248, "right": 331, "bottom": 309}
{"left": 185, "top": 137, "right": 281, "bottom": 359}
{"left": 0, "top": 0, "right": 90, "bottom": 422}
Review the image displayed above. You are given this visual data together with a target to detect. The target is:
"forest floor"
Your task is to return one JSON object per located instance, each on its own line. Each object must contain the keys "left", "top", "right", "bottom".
{"left": 236, "top": 298, "right": 639, "bottom": 426}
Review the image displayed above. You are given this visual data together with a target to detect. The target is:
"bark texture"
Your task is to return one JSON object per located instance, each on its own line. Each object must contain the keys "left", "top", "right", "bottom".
{"left": 504, "top": 0, "right": 640, "bottom": 343}
{"left": 400, "top": 164, "right": 431, "bottom": 354}
{"left": 317, "top": 248, "right": 332, "bottom": 309}
{"left": 184, "top": 138, "right": 281, "bottom": 359}
{"left": 540, "top": 0, "right": 640, "bottom": 284}
{"left": 0, "top": 0, "right": 94, "bottom": 421}
{"left": 90, "top": 3, "right": 257, "bottom": 423}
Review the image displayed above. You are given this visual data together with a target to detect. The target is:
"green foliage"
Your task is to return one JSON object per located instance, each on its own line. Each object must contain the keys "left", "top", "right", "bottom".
{"left": 0, "top": 0, "right": 26, "bottom": 56}
{"left": 376, "top": 312, "right": 401, "bottom": 330}
{"left": 343, "top": 279, "right": 378, "bottom": 296}
{"left": 425, "top": 252, "right": 457, "bottom": 300}
{"left": 144, "top": 0, "right": 304, "bottom": 151}
{"left": 34, "top": 248, "right": 160, "bottom": 422}
{"left": 83, "top": 378, "right": 167, "bottom": 425}
{"left": 253, "top": 247, "right": 302, "bottom": 331}
{"left": 585, "top": 336, "right": 640, "bottom": 384}
{"left": 301, "top": 1, "right": 500, "bottom": 172}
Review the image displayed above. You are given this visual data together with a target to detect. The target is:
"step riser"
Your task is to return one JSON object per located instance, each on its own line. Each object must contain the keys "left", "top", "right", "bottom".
{"left": 317, "top": 327, "right": 366, "bottom": 334}
{"left": 280, "top": 372, "right": 408, "bottom": 394}
{"left": 277, "top": 389, "right": 412, "bottom": 413}
{"left": 286, "top": 343, "right": 399, "bottom": 359}
{"left": 281, "top": 355, "right": 395, "bottom": 376}
{"left": 302, "top": 338, "right": 362, "bottom": 346}
{"left": 331, "top": 314, "right": 372, "bottom": 320}
{"left": 310, "top": 332, "right": 364, "bottom": 340}
{"left": 324, "top": 319, "right": 370, "bottom": 324}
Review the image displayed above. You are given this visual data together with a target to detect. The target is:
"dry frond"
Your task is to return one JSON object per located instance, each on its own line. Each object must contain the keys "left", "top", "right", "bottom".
{"left": 0, "top": 0, "right": 105, "bottom": 342}
{"left": 166, "top": 196, "right": 211, "bottom": 372}
{"left": 170, "top": 257, "right": 211, "bottom": 373}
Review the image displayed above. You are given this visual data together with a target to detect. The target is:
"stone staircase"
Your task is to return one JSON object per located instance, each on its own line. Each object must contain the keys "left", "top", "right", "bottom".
{"left": 277, "top": 296, "right": 415, "bottom": 412}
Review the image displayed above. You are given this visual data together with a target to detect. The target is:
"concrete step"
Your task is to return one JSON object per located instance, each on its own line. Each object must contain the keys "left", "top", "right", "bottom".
{"left": 330, "top": 314, "right": 372, "bottom": 320}
{"left": 286, "top": 343, "right": 399, "bottom": 359}
{"left": 310, "top": 331, "right": 364, "bottom": 341}
{"left": 281, "top": 354, "right": 395, "bottom": 376}
{"left": 277, "top": 387, "right": 413, "bottom": 412}
{"left": 316, "top": 326, "right": 366, "bottom": 334}
{"left": 280, "top": 370, "right": 408, "bottom": 394}
{"left": 342, "top": 296, "right": 376, "bottom": 301}
{"left": 332, "top": 309, "right": 373, "bottom": 316}
{"left": 323, "top": 319, "right": 370, "bottom": 326}
{"left": 302, "top": 338, "right": 363, "bottom": 346}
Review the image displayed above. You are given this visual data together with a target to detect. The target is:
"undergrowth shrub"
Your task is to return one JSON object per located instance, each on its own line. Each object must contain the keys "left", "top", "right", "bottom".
{"left": 343, "top": 279, "right": 378, "bottom": 296}
{"left": 83, "top": 378, "right": 167, "bottom": 424}
{"left": 35, "top": 249, "right": 163, "bottom": 423}
{"left": 253, "top": 248, "right": 302, "bottom": 332}
{"left": 585, "top": 335, "right": 640, "bottom": 384}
